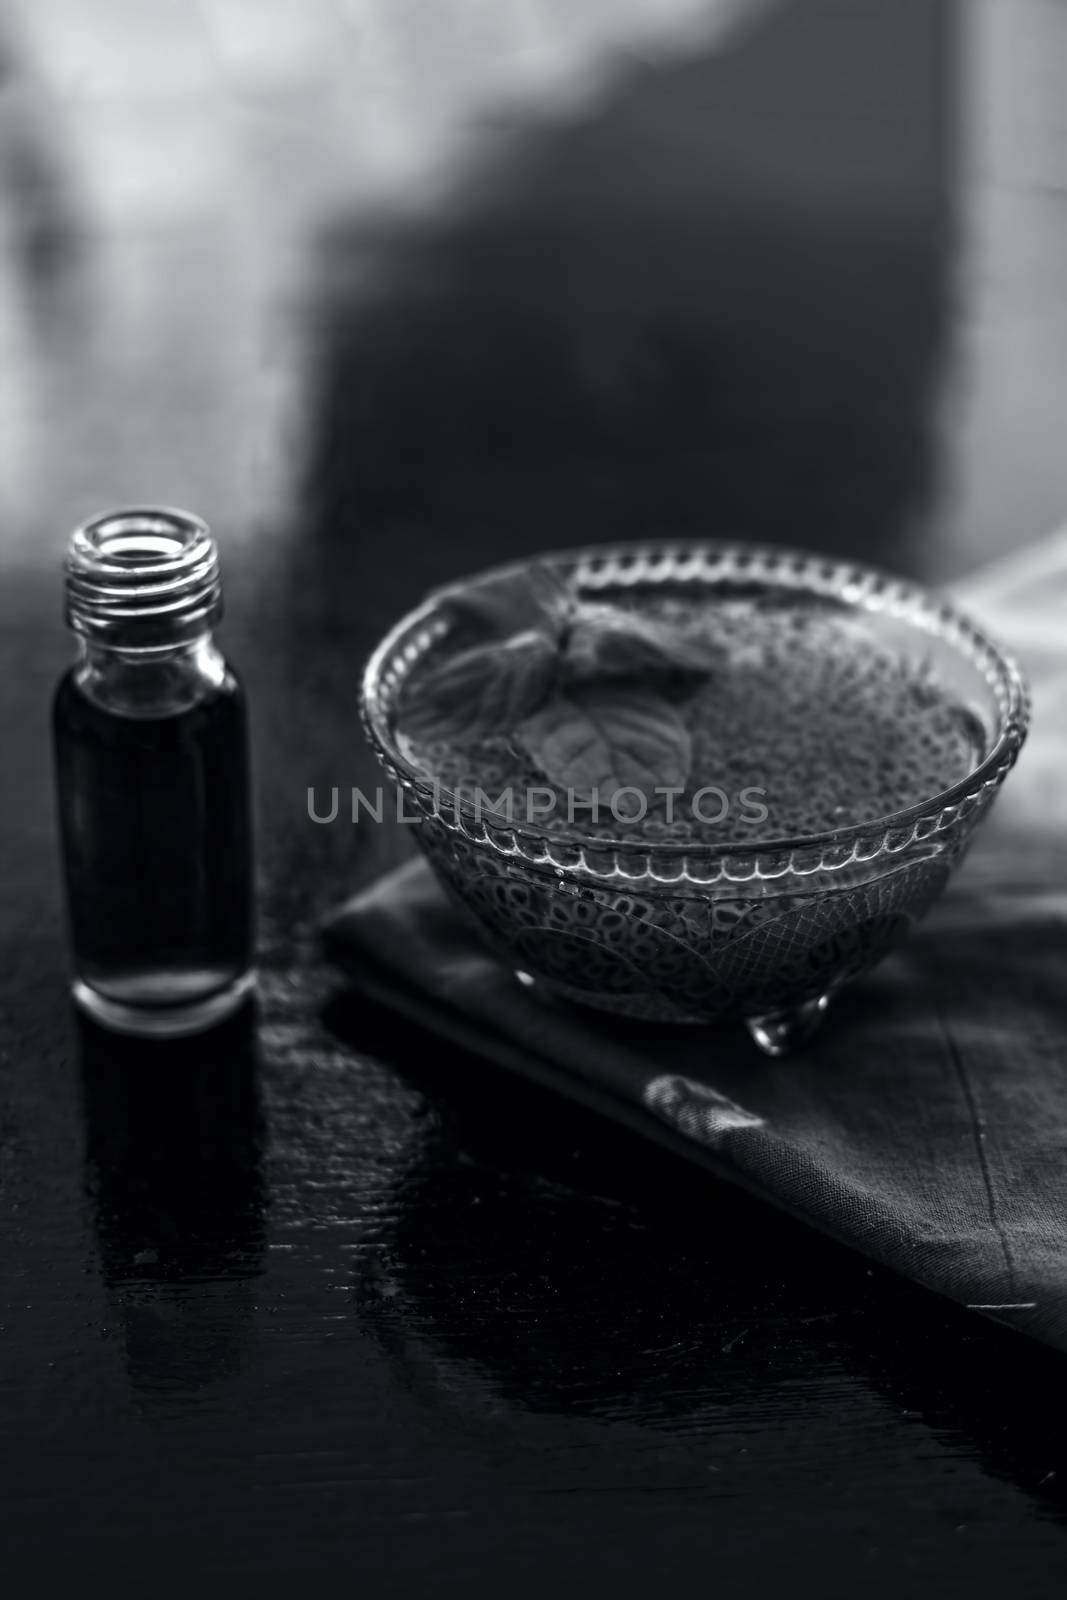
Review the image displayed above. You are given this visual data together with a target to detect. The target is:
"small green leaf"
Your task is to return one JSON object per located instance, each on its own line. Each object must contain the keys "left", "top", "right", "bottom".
{"left": 430, "top": 561, "right": 574, "bottom": 643}
{"left": 517, "top": 684, "right": 692, "bottom": 799}
{"left": 401, "top": 628, "right": 557, "bottom": 744}
{"left": 564, "top": 603, "right": 720, "bottom": 682}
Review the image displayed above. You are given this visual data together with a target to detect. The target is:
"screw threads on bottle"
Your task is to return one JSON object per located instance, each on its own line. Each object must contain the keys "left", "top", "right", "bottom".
{"left": 65, "top": 507, "right": 223, "bottom": 649}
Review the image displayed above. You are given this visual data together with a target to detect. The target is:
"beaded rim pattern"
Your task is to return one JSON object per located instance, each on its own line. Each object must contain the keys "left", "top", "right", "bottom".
{"left": 360, "top": 541, "right": 1030, "bottom": 887}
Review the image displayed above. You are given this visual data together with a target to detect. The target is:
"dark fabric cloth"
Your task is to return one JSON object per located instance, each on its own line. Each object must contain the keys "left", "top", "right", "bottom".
{"left": 325, "top": 539, "right": 1067, "bottom": 1351}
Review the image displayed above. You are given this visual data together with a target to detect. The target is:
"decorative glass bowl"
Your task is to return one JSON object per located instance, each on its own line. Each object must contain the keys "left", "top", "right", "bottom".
{"left": 361, "top": 542, "right": 1029, "bottom": 1053}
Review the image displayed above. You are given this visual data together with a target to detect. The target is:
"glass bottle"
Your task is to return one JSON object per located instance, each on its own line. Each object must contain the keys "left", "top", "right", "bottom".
{"left": 53, "top": 507, "right": 254, "bottom": 1037}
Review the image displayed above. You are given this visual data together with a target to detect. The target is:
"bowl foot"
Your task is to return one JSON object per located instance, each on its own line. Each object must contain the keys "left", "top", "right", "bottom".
{"left": 746, "top": 993, "right": 830, "bottom": 1057}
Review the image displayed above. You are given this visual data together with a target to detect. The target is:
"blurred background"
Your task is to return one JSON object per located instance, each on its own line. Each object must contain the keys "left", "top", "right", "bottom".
{"left": 1, "top": 0, "right": 1065, "bottom": 593}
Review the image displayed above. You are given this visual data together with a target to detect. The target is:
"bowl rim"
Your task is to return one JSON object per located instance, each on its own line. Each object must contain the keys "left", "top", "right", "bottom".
{"left": 360, "top": 538, "right": 1031, "bottom": 861}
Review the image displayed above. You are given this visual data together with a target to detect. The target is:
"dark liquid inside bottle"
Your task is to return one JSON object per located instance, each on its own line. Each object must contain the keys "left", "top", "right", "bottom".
{"left": 53, "top": 668, "right": 253, "bottom": 1013}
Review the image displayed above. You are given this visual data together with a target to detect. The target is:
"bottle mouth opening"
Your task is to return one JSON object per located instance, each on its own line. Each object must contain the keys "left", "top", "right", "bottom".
{"left": 66, "top": 506, "right": 222, "bottom": 646}
{"left": 75, "top": 507, "right": 208, "bottom": 566}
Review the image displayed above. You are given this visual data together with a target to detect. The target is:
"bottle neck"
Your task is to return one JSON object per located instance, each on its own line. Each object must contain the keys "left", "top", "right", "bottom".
{"left": 74, "top": 633, "right": 227, "bottom": 718}
{"left": 64, "top": 507, "right": 228, "bottom": 716}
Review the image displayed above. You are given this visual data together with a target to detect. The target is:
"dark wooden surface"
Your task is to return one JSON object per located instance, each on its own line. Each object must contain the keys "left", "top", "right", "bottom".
{"left": 3, "top": 1, "right": 1067, "bottom": 1592}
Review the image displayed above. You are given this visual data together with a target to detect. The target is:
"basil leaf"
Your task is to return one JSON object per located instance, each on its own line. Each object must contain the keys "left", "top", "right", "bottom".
{"left": 564, "top": 603, "right": 719, "bottom": 682}
{"left": 401, "top": 628, "right": 557, "bottom": 744}
{"left": 517, "top": 684, "right": 692, "bottom": 799}
{"left": 431, "top": 561, "right": 573, "bottom": 643}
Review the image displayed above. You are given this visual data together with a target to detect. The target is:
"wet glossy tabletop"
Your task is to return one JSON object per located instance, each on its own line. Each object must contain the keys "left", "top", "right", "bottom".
{"left": 3, "top": 1, "right": 1067, "bottom": 1591}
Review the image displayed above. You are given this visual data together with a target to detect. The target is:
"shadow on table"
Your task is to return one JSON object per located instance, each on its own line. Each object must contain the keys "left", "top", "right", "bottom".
{"left": 300, "top": 0, "right": 959, "bottom": 625}
{"left": 323, "top": 986, "right": 1067, "bottom": 1525}
{"left": 77, "top": 1005, "right": 267, "bottom": 1409}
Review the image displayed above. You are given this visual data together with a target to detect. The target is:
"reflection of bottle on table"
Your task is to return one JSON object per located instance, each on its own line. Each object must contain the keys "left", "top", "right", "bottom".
{"left": 78, "top": 1011, "right": 266, "bottom": 1402}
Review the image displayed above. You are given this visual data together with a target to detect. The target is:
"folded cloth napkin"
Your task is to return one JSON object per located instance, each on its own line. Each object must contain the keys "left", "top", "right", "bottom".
{"left": 325, "top": 534, "right": 1067, "bottom": 1352}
